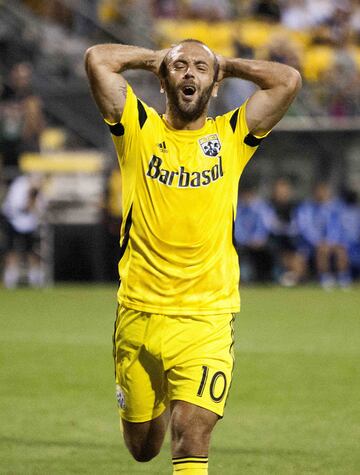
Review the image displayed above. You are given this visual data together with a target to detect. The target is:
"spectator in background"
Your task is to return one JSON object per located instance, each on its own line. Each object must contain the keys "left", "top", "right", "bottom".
{"left": 257, "top": 33, "right": 303, "bottom": 115}
{"left": 339, "top": 189, "right": 360, "bottom": 278}
{"left": 0, "top": 63, "right": 45, "bottom": 177}
{"left": 269, "top": 178, "right": 307, "bottom": 286}
{"left": 222, "top": 34, "right": 256, "bottom": 112}
{"left": 97, "top": 0, "right": 131, "bottom": 25}
{"left": 307, "top": 0, "right": 336, "bottom": 27}
{"left": 153, "top": 0, "right": 181, "bottom": 17}
{"left": 324, "top": 3, "right": 352, "bottom": 45}
{"left": 234, "top": 185, "right": 273, "bottom": 282}
{"left": 252, "top": 0, "right": 282, "bottom": 23}
{"left": 1, "top": 174, "right": 45, "bottom": 288}
{"left": 281, "top": 0, "right": 313, "bottom": 31}
{"left": 294, "top": 182, "right": 351, "bottom": 289}
{"left": 260, "top": 33, "right": 302, "bottom": 71}
{"left": 185, "top": 0, "right": 232, "bottom": 21}
{"left": 319, "top": 41, "right": 360, "bottom": 116}
{"left": 350, "top": 0, "right": 360, "bottom": 42}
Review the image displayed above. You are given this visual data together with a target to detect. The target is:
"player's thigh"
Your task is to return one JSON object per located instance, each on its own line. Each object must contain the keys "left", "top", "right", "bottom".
{"left": 166, "top": 313, "right": 235, "bottom": 419}
{"left": 113, "top": 305, "right": 168, "bottom": 424}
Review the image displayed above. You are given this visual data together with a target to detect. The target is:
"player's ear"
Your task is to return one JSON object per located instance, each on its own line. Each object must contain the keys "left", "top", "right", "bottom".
{"left": 160, "top": 80, "right": 165, "bottom": 94}
{"left": 211, "top": 81, "right": 220, "bottom": 98}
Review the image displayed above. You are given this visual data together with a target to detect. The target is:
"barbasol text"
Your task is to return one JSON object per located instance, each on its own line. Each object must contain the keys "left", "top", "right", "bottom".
{"left": 146, "top": 155, "right": 223, "bottom": 188}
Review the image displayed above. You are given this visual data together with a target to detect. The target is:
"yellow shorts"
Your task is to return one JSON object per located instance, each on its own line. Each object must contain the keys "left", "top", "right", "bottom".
{"left": 113, "top": 305, "right": 236, "bottom": 423}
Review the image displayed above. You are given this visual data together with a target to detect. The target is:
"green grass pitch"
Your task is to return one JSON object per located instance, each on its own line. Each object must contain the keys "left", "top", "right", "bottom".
{"left": 1, "top": 285, "right": 359, "bottom": 474}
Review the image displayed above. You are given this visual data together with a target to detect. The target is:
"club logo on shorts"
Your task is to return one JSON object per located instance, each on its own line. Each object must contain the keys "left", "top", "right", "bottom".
{"left": 116, "top": 384, "right": 126, "bottom": 409}
{"left": 199, "top": 134, "right": 221, "bottom": 157}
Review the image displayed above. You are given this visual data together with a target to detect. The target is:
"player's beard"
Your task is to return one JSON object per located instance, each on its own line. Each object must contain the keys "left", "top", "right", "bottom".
{"left": 165, "top": 80, "right": 214, "bottom": 122}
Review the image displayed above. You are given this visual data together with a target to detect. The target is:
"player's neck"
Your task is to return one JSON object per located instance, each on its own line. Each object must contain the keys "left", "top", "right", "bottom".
{"left": 164, "top": 109, "right": 207, "bottom": 131}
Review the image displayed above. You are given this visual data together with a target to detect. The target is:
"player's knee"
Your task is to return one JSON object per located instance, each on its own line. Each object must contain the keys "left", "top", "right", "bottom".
{"left": 171, "top": 414, "right": 212, "bottom": 453}
{"left": 133, "top": 449, "right": 159, "bottom": 463}
{"left": 125, "top": 438, "right": 161, "bottom": 462}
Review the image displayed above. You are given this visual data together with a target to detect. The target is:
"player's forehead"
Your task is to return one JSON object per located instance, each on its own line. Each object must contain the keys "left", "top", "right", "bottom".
{"left": 168, "top": 42, "right": 215, "bottom": 65}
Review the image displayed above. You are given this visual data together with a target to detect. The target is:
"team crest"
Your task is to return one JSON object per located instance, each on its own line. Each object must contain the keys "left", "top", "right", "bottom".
{"left": 199, "top": 134, "right": 221, "bottom": 157}
{"left": 116, "top": 384, "right": 126, "bottom": 409}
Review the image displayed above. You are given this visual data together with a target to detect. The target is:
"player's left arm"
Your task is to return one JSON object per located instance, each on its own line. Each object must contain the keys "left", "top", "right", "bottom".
{"left": 217, "top": 57, "right": 302, "bottom": 136}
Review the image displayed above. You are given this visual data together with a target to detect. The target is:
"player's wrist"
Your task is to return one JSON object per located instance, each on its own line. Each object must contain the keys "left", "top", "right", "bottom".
{"left": 140, "top": 50, "right": 158, "bottom": 73}
{"left": 150, "top": 49, "right": 170, "bottom": 78}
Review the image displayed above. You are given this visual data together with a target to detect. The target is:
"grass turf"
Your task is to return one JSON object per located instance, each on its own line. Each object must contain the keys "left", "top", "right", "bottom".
{"left": 1, "top": 285, "right": 359, "bottom": 474}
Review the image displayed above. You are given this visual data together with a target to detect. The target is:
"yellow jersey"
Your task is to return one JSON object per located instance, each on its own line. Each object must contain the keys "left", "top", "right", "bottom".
{"left": 106, "top": 84, "right": 266, "bottom": 315}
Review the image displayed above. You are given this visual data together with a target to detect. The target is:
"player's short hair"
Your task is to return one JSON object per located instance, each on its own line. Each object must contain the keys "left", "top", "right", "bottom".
{"left": 160, "top": 39, "right": 219, "bottom": 82}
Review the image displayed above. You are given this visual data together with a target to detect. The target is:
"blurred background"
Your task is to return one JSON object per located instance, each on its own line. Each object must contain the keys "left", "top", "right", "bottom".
{"left": 1, "top": 0, "right": 360, "bottom": 290}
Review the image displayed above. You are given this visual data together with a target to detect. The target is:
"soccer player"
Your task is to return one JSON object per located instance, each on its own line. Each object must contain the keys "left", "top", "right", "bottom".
{"left": 85, "top": 40, "right": 301, "bottom": 474}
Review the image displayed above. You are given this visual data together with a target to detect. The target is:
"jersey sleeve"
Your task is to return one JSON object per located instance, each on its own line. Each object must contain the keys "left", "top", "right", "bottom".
{"left": 104, "top": 83, "right": 145, "bottom": 163}
{"left": 222, "top": 100, "right": 271, "bottom": 171}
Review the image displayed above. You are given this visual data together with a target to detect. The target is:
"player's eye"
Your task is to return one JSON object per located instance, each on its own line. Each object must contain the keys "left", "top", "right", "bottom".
{"left": 174, "top": 62, "right": 186, "bottom": 70}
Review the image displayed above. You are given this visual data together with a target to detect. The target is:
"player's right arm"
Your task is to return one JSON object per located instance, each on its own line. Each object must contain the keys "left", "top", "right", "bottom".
{"left": 84, "top": 44, "right": 168, "bottom": 123}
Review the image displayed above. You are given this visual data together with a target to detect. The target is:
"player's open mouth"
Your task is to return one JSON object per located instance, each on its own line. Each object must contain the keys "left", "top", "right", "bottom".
{"left": 182, "top": 85, "right": 196, "bottom": 96}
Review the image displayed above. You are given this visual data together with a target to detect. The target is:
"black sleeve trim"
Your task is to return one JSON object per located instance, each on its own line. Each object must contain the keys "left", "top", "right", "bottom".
{"left": 229, "top": 109, "right": 239, "bottom": 132}
{"left": 244, "top": 133, "right": 264, "bottom": 147}
{"left": 137, "top": 99, "right": 148, "bottom": 129}
{"left": 119, "top": 204, "right": 133, "bottom": 261}
{"left": 107, "top": 122, "right": 125, "bottom": 136}
{"left": 232, "top": 207, "right": 239, "bottom": 258}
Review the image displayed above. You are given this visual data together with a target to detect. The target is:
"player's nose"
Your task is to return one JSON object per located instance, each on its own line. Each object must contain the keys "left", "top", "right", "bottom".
{"left": 183, "top": 66, "right": 195, "bottom": 79}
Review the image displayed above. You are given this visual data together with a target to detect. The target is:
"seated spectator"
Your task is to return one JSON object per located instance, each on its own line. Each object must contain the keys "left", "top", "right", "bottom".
{"left": 281, "top": 0, "right": 313, "bottom": 31}
{"left": 153, "top": 0, "right": 181, "bottom": 18}
{"left": 97, "top": 0, "right": 130, "bottom": 25}
{"left": 350, "top": 0, "right": 360, "bottom": 42}
{"left": 234, "top": 185, "right": 273, "bottom": 282}
{"left": 324, "top": 3, "right": 352, "bottom": 45}
{"left": 1, "top": 174, "right": 45, "bottom": 288}
{"left": 319, "top": 44, "right": 360, "bottom": 117}
{"left": 339, "top": 189, "right": 360, "bottom": 278}
{"left": 185, "top": 0, "right": 232, "bottom": 21}
{"left": 294, "top": 182, "right": 351, "bottom": 289}
{"left": 252, "top": 0, "right": 282, "bottom": 23}
{"left": 260, "top": 33, "right": 303, "bottom": 71}
{"left": 307, "top": 0, "right": 336, "bottom": 27}
{"left": 269, "top": 178, "right": 307, "bottom": 286}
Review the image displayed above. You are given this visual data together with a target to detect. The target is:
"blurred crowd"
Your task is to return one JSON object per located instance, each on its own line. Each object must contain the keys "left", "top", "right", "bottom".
{"left": 234, "top": 179, "right": 360, "bottom": 288}
{"left": 8, "top": 0, "right": 359, "bottom": 118}
{"left": 153, "top": 0, "right": 360, "bottom": 117}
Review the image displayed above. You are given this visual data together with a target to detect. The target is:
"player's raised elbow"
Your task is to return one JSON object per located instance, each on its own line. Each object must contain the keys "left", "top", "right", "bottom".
{"left": 84, "top": 45, "right": 112, "bottom": 73}
{"left": 84, "top": 46, "right": 98, "bottom": 72}
{"left": 285, "top": 67, "right": 302, "bottom": 95}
